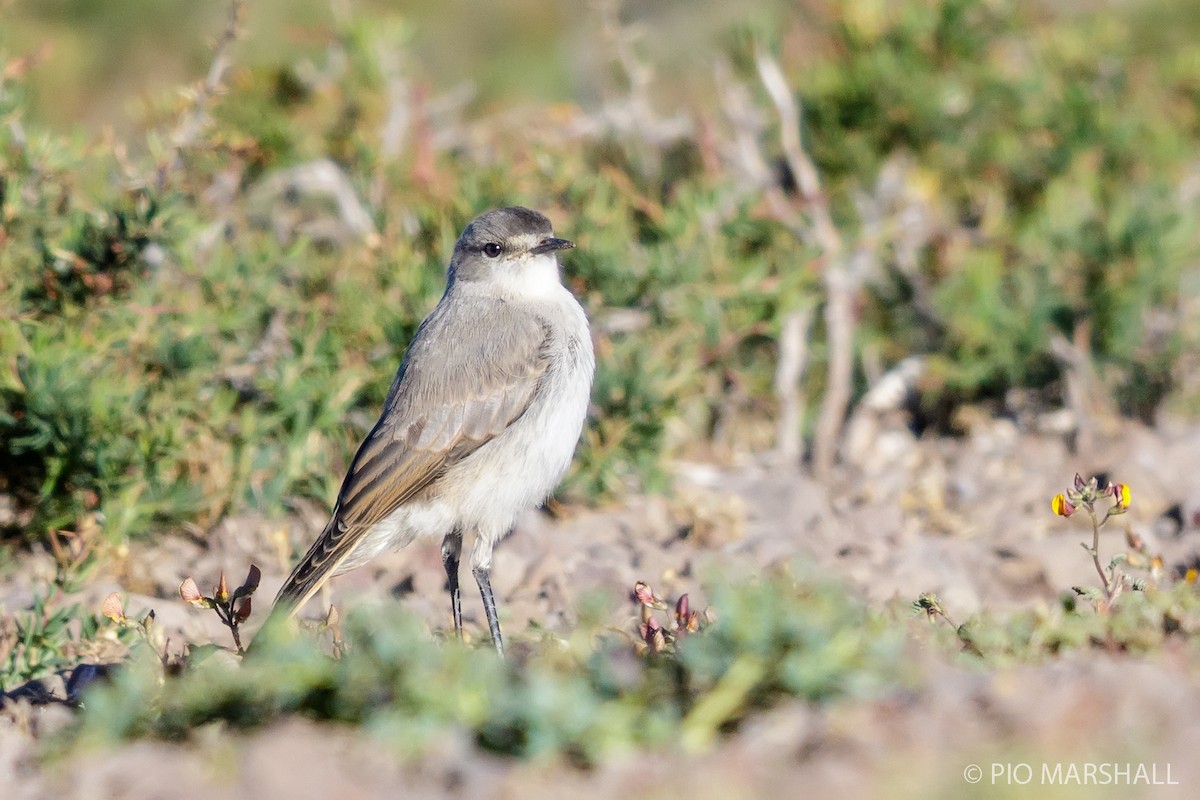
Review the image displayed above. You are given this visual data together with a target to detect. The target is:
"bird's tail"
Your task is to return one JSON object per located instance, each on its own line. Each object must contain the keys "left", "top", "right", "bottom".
{"left": 248, "top": 520, "right": 353, "bottom": 655}
{"left": 252, "top": 517, "right": 362, "bottom": 648}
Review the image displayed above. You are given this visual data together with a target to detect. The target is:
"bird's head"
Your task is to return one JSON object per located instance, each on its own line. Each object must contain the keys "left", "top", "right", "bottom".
{"left": 448, "top": 207, "right": 574, "bottom": 297}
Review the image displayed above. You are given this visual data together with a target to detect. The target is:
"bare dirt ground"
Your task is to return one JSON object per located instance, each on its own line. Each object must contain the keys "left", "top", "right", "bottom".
{"left": 4, "top": 416, "right": 1200, "bottom": 799}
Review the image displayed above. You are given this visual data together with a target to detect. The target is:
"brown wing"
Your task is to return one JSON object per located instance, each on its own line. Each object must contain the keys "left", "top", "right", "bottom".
{"left": 270, "top": 303, "right": 552, "bottom": 619}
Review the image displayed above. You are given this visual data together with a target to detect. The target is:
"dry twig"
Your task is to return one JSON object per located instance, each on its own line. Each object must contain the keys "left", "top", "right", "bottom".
{"left": 157, "top": 0, "right": 245, "bottom": 188}
{"left": 774, "top": 308, "right": 814, "bottom": 463}
{"left": 754, "top": 46, "right": 865, "bottom": 477}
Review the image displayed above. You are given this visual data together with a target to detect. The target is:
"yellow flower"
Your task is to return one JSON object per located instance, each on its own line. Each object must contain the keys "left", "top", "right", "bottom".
{"left": 1113, "top": 483, "right": 1131, "bottom": 509}
{"left": 1051, "top": 493, "right": 1074, "bottom": 517}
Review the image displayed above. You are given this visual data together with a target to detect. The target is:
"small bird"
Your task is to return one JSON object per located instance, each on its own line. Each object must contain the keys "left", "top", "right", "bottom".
{"left": 268, "top": 207, "right": 594, "bottom": 656}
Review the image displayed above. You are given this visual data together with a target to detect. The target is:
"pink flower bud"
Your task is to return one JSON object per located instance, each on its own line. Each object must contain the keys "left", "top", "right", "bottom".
{"left": 675, "top": 594, "right": 690, "bottom": 626}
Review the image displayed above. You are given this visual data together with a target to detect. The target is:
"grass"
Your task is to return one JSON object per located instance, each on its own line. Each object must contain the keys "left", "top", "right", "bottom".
{"left": 73, "top": 571, "right": 908, "bottom": 759}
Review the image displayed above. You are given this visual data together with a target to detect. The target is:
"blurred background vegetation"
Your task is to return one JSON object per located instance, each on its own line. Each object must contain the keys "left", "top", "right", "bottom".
{"left": 2, "top": 0, "right": 1200, "bottom": 549}
{"left": 6, "top": 1, "right": 1200, "bottom": 770}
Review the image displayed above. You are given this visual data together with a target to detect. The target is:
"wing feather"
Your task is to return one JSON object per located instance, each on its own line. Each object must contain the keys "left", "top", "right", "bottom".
{"left": 270, "top": 303, "right": 552, "bottom": 619}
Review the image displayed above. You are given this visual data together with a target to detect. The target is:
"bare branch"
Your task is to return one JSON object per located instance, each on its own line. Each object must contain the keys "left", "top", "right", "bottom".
{"left": 158, "top": 0, "right": 245, "bottom": 188}
{"left": 813, "top": 272, "right": 857, "bottom": 478}
{"left": 753, "top": 46, "right": 841, "bottom": 257}
{"left": 712, "top": 60, "right": 772, "bottom": 186}
{"left": 753, "top": 45, "right": 860, "bottom": 478}
{"left": 376, "top": 48, "right": 411, "bottom": 163}
{"left": 581, "top": 0, "right": 691, "bottom": 151}
{"left": 247, "top": 158, "right": 380, "bottom": 246}
{"left": 595, "top": 0, "right": 654, "bottom": 130}
{"left": 774, "top": 308, "right": 815, "bottom": 463}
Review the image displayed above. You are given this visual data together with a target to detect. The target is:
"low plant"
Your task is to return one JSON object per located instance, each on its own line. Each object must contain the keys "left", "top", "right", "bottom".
{"left": 915, "top": 472, "right": 1199, "bottom": 662}
{"left": 1051, "top": 474, "right": 1138, "bottom": 611}
{"left": 0, "top": 589, "right": 116, "bottom": 690}
{"left": 64, "top": 569, "right": 904, "bottom": 760}
{"left": 177, "top": 565, "right": 261, "bottom": 656}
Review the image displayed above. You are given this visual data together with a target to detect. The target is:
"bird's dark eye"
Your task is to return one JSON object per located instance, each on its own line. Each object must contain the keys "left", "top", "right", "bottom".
{"left": 482, "top": 242, "right": 502, "bottom": 258}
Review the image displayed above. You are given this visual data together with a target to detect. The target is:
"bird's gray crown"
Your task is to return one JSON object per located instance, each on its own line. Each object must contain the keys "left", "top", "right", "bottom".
{"left": 455, "top": 207, "right": 553, "bottom": 253}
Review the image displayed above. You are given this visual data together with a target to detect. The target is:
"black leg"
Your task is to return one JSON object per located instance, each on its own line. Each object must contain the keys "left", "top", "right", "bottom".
{"left": 473, "top": 565, "right": 504, "bottom": 658}
{"left": 441, "top": 530, "right": 463, "bottom": 639}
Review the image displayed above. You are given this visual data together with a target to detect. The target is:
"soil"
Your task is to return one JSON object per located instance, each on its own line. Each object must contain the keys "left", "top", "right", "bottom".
{"left": 4, "top": 416, "right": 1200, "bottom": 799}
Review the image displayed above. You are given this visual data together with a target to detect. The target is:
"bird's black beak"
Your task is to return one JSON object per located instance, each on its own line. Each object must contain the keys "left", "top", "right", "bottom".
{"left": 531, "top": 237, "right": 574, "bottom": 255}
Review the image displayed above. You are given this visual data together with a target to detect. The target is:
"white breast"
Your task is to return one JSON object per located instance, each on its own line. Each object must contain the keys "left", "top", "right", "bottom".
{"left": 344, "top": 285, "right": 594, "bottom": 574}
{"left": 451, "top": 287, "right": 594, "bottom": 538}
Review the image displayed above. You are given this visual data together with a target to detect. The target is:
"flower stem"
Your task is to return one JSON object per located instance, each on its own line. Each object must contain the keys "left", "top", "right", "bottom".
{"left": 215, "top": 603, "right": 245, "bottom": 655}
{"left": 1087, "top": 508, "right": 1113, "bottom": 606}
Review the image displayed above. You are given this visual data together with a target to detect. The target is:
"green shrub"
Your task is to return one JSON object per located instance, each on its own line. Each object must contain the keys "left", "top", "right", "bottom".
{"left": 2, "top": 0, "right": 1199, "bottom": 548}
{"left": 73, "top": 572, "right": 905, "bottom": 759}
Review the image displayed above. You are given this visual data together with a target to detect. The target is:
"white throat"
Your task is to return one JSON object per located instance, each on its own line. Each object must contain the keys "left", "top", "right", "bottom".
{"left": 489, "top": 253, "right": 564, "bottom": 299}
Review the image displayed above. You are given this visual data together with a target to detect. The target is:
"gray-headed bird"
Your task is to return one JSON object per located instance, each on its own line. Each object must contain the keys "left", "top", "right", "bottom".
{"left": 267, "top": 207, "right": 594, "bottom": 656}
